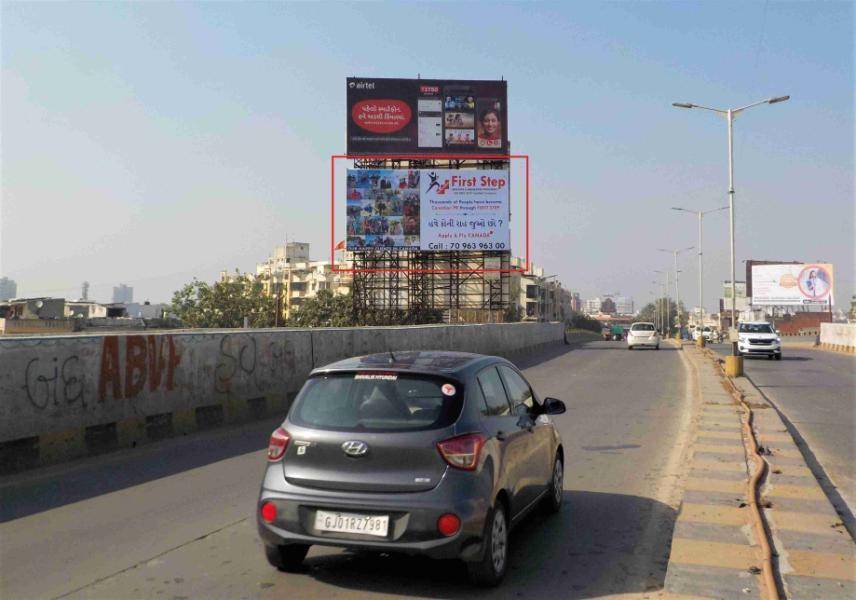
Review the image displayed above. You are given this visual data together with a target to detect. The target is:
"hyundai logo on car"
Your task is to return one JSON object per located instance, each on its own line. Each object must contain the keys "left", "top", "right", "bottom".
{"left": 341, "top": 441, "right": 369, "bottom": 457}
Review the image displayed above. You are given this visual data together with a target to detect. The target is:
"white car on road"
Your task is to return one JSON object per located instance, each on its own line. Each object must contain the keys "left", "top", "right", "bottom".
{"left": 737, "top": 321, "right": 782, "bottom": 360}
{"left": 627, "top": 322, "right": 660, "bottom": 350}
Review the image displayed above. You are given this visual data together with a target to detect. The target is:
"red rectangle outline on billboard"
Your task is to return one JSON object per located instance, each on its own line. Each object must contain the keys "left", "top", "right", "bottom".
{"left": 331, "top": 154, "right": 529, "bottom": 274}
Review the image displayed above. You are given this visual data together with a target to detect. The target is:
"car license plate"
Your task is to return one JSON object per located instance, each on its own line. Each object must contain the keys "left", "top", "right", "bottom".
{"left": 315, "top": 510, "right": 389, "bottom": 537}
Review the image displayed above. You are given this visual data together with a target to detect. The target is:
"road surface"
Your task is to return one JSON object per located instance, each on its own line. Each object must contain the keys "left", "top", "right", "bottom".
{"left": 1, "top": 341, "right": 692, "bottom": 599}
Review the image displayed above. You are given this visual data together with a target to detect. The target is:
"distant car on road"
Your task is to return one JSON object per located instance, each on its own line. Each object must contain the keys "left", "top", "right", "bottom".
{"left": 692, "top": 326, "right": 715, "bottom": 342}
{"left": 737, "top": 321, "right": 782, "bottom": 360}
{"left": 627, "top": 322, "right": 660, "bottom": 350}
{"left": 257, "top": 351, "right": 567, "bottom": 587}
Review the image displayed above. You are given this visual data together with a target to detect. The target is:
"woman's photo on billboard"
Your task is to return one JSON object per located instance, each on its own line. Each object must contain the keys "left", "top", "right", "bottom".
{"left": 477, "top": 101, "right": 502, "bottom": 148}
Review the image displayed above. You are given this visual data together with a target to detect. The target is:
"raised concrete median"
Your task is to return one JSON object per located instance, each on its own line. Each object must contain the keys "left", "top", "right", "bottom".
{"left": 665, "top": 343, "right": 855, "bottom": 599}
{"left": 820, "top": 322, "right": 856, "bottom": 354}
{"left": 0, "top": 322, "right": 564, "bottom": 473}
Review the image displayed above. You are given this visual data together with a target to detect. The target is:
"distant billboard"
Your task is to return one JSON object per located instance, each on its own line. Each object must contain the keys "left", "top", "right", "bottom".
{"left": 347, "top": 78, "right": 508, "bottom": 155}
{"left": 751, "top": 263, "right": 834, "bottom": 306}
{"left": 346, "top": 169, "right": 509, "bottom": 251}
{"left": 722, "top": 281, "right": 747, "bottom": 299}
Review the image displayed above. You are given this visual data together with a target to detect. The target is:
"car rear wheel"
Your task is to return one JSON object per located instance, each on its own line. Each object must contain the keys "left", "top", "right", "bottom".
{"left": 543, "top": 454, "right": 563, "bottom": 514}
{"left": 467, "top": 502, "right": 508, "bottom": 587}
{"left": 265, "top": 543, "right": 309, "bottom": 572}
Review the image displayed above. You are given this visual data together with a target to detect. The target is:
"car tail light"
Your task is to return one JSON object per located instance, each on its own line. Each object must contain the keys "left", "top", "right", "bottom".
{"left": 436, "top": 433, "right": 486, "bottom": 471}
{"left": 260, "top": 501, "right": 277, "bottom": 523}
{"left": 437, "top": 513, "right": 461, "bottom": 537}
{"left": 267, "top": 427, "right": 290, "bottom": 462}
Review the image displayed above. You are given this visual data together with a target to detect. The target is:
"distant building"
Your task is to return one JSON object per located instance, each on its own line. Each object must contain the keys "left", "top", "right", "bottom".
{"left": 571, "top": 292, "right": 582, "bottom": 313}
{"left": 600, "top": 297, "right": 617, "bottom": 314}
{"left": 123, "top": 301, "right": 171, "bottom": 319}
{"left": 583, "top": 294, "right": 633, "bottom": 316}
{"left": 583, "top": 298, "right": 602, "bottom": 315}
{"left": 0, "top": 277, "right": 17, "bottom": 301}
{"left": 613, "top": 296, "right": 634, "bottom": 315}
{"left": 112, "top": 284, "right": 133, "bottom": 304}
{"left": 1, "top": 297, "right": 66, "bottom": 319}
{"left": 251, "top": 242, "right": 352, "bottom": 321}
{"left": 66, "top": 301, "right": 107, "bottom": 319}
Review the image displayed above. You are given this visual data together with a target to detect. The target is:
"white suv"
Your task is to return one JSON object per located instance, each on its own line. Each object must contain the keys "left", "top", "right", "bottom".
{"left": 627, "top": 322, "right": 660, "bottom": 350}
{"left": 737, "top": 321, "right": 782, "bottom": 360}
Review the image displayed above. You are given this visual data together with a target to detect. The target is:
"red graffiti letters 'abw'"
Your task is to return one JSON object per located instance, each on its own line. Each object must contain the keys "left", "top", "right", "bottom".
{"left": 98, "top": 335, "right": 181, "bottom": 402}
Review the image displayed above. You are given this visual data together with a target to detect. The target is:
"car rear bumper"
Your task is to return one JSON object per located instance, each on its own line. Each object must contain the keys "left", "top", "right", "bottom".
{"left": 257, "top": 470, "right": 491, "bottom": 561}
{"left": 628, "top": 337, "right": 659, "bottom": 347}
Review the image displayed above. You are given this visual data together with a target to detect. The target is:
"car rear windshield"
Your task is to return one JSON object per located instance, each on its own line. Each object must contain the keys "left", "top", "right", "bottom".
{"left": 289, "top": 372, "right": 463, "bottom": 432}
{"left": 631, "top": 323, "right": 655, "bottom": 331}
{"left": 739, "top": 324, "right": 773, "bottom": 333}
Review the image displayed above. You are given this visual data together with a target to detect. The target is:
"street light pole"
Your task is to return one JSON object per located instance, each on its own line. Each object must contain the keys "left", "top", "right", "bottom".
{"left": 672, "top": 95, "right": 789, "bottom": 369}
{"left": 658, "top": 247, "right": 694, "bottom": 338}
{"left": 651, "top": 281, "right": 661, "bottom": 332}
{"left": 672, "top": 206, "right": 728, "bottom": 345}
{"left": 655, "top": 269, "right": 670, "bottom": 335}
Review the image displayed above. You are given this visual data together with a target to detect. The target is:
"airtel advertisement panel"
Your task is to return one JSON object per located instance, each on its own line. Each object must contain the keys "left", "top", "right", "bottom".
{"left": 346, "top": 169, "right": 509, "bottom": 252}
{"left": 347, "top": 78, "right": 508, "bottom": 155}
{"left": 751, "top": 263, "right": 835, "bottom": 306}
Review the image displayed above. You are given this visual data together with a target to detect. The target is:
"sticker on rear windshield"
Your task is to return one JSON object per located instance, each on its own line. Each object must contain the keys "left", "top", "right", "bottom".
{"left": 355, "top": 372, "right": 398, "bottom": 381}
{"left": 441, "top": 383, "right": 456, "bottom": 396}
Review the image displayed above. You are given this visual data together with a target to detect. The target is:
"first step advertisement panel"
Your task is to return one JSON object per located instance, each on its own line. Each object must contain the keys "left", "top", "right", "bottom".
{"left": 346, "top": 169, "right": 509, "bottom": 252}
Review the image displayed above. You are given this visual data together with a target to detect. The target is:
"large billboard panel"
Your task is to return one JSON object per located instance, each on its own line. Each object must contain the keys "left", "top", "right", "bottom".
{"left": 346, "top": 169, "right": 509, "bottom": 252}
{"left": 347, "top": 78, "right": 508, "bottom": 155}
{"left": 751, "top": 263, "right": 835, "bottom": 306}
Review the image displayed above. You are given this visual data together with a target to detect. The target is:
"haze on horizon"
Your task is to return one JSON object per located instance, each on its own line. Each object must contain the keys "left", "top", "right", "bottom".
{"left": 2, "top": 2, "right": 853, "bottom": 310}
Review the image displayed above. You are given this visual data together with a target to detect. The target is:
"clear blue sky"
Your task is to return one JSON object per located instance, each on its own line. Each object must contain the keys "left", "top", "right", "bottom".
{"left": 2, "top": 1, "right": 853, "bottom": 311}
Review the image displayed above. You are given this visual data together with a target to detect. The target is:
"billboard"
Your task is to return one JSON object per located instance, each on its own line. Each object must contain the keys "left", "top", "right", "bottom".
{"left": 751, "top": 263, "right": 835, "bottom": 306}
{"left": 347, "top": 78, "right": 508, "bottom": 155}
{"left": 722, "top": 281, "right": 747, "bottom": 299}
{"left": 346, "top": 169, "right": 509, "bottom": 251}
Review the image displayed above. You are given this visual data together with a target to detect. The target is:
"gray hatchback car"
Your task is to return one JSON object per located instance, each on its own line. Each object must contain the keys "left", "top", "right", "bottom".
{"left": 257, "top": 351, "right": 566, "bottom": 586}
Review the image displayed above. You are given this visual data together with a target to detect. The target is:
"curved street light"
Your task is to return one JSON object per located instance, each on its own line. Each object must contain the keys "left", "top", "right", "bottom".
{"left": 672, "top": 95, "right": 790, "bottom": 357}
{"left": 672, "top": 206, "right": 728, "bottom": 338}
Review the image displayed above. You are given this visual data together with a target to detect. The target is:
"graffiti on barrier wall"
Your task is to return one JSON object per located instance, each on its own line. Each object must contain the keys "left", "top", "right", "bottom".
{"left": 22, "top": 355, "right": 86, "bottom": 410}
{"left": 99, "top": 335, "right": 181, "bottom": 402}
{"left": 214, "top": 335, "right": 295, "bottom": 394}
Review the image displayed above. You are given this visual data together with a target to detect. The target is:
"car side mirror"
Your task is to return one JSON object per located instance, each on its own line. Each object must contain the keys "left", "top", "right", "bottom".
{"left": 543, "top": 397, "right": 566, "bottom": 415}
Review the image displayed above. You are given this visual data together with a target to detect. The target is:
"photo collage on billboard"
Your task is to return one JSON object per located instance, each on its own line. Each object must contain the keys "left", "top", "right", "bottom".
{"left": 347, "top": 170, "right": 421, "bottom": 250}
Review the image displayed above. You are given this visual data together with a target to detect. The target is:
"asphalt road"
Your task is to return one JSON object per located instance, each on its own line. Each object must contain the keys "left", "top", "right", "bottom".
{"left": 709, "top": 343, "right": 856, "bottom": 519}
{"left": 0, "top": 341, "right": 692, "bottom": 600}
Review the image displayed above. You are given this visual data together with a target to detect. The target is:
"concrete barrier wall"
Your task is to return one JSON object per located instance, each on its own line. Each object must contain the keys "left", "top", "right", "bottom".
{"left": 0, "top": 322, "right": 564, "bottom": 471}
{"left": 819, "top": 322, "right": 856, "bottom": 353}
